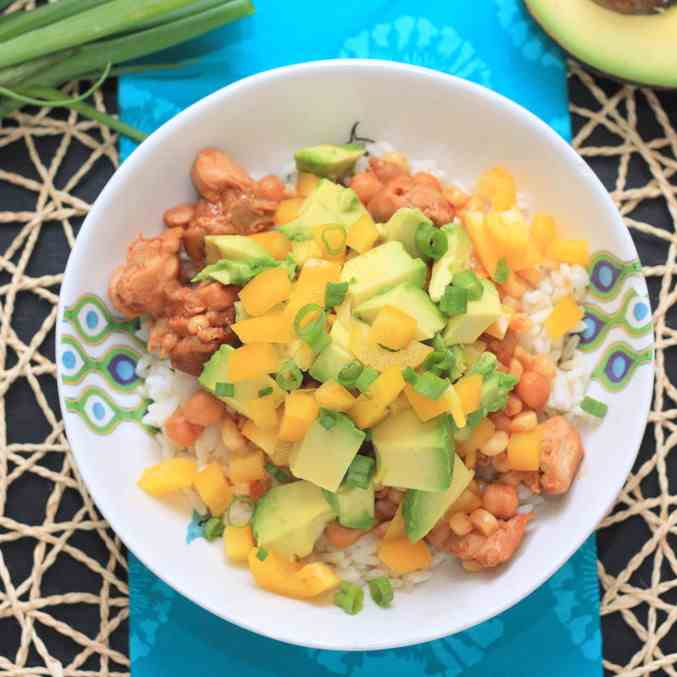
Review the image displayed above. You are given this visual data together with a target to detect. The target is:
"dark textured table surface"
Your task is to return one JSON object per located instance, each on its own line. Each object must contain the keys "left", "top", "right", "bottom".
{"left": 0, "top": 74, "right": 675, "bottom": 675}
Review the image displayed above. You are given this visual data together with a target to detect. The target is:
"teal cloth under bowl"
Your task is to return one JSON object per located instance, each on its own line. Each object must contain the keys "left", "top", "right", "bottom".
{"left": 118, "top": 1, "right": 602, "bottom": 674}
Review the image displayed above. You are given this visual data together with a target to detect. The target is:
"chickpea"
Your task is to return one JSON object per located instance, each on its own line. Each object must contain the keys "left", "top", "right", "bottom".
{"left": 163, "top": 203, "right": 195, "bottom": 228}
{"left": 481, "top": 431, "right": 510, "bottom": 457}
{"left": 375, "top": 499, "right": 397, "bottom": 520}
{"left": 449, "top": 512, "right": 473, "bottom": 537}
{"left": 509, "top": 357, "right": 524, "bottom": 380}
{"left": 350, "top": 172, "right": 383, "bottom": 204}
{"left": 469, "top": 508, "right": 499, "bottom": 537}
{"left": 381, "top": 151, "right": 410, "bottom": 173}
{"left": 490, "top": 413, "right": 512, "bottom": 433}
{"left": 482, "top": 483, "right": 519, "bottom": 519}
{"left": 532, "top": 354, "right": 557, "bottom": 380}
{"left": 504, "top": 395, "right": 523, "bottom": 418}
{"left": 182, "top": 389, "right": 226, "bottom": 427}
{"left": 165, "top": 410, "right": 203, "bottom": 448}
{"left": 510, "top": 410, "right": 538, "bottom": 433}
{"left": 325, "top": 522, "right": 367, "bottom": 549}
{"left": 516, "top": 371, "right": 551, "bottom": 410}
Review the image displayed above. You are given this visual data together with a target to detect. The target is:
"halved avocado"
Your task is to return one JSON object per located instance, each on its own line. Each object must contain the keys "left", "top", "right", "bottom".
{"left": 525, "top": 0, "right": 677, "bottom": 88}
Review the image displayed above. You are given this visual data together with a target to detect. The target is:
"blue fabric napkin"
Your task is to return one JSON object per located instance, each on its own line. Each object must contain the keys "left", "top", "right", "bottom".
{"left": 119, "top": 2, "right": 602, "bottom": 674}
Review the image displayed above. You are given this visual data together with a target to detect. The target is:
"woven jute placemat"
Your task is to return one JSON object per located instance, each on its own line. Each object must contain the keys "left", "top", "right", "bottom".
{"left": 0, "top": 58, "right": 675, "bottom": 675}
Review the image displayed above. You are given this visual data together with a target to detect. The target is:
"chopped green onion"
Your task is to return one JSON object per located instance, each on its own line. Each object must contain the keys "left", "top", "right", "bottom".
{"left": 294, "top": 303, "right": 330, "bottom": 351}
{"left": 413, "top": 371, "right": 449, "bottom": 400}
{"left": 402, "top": 366, "right": 418, "bottom": 384}
{"left": 319, "top": 409, "right": 338, "bottom": 430}
{"left": 265, "top": 463, "right": 292, "bottom": 484}
{"left": 355, "top": 367, "right": 379, "bottom": 394}
{"left": 334, "top": 581, "right": 364, "bottom": 615}
{"left": 580, "top": 396, "right": 608, "bottom": 418}
{"left": 368, "top": 576, "right": 394, "bottom": 608}
{"left": 453, "top": 270, "right": 483, "bottom": 301}
{"left": 258, "top": 386, "right": 273, "bottom": 398}
{"left": 337, "top": 361, "right": 363, "bottom": 388}
{"left": 344, "top": 454, "right": 375, "bottom": 489}
{"left": 494, "top": 258, "right": 510, "bottom": 284}
{"left": 415, "top": 222, "right": 448, "bottom": 260}
{"left": 325, "top": 281, "right": 349, "bottom": 309}
{"left": 320, "top": 224, "right": 347, "bottom": 255}
{"left": 226, "top": 497, "right": 255, "bottom": 527}
{"left": 275, "top": 359, "right": 303, "bottom": 392}
{"left": 215, "top": 382, "right": 234, "bottom": 397}
{"left": 439, "top": 286, "right": 468, "bottom": 316}
{"left": 256, "top": 548, "right": 268, "bottom": 561}
{"left": 202, "top": 516, "right": 224, "bottom": 542}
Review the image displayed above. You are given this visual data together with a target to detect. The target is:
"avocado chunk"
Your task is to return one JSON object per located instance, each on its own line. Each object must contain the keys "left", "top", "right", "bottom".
{"left": 428, "top": 224, "right": 473, "bottom": 302}
{"left": 443, "top": 279, "right": 501, "bottom": 345}
{"left": 204, "top": 235, "right": 270, "bottom": 264}
{"left": 403, "top": 454, "right": 474, "bottom": 542}
{"left": 383, "top": 208, "right": 432, "bottom": 257}
{"left": 289, "top": 413, "right": 366, "bottom": 492}
{"left": 278, "top": 179, "right": 369, "bottom": 241}
{"left": 372, "top": 409, "right": 452, "bottom": 491}
{"left": 308, "top": 318, "right": 353, "bottom": 382}
{"left": 525, "top": 0, "right": 677, "bottom": 88}
{"left": 294, "top": 144, "right": 366, "bottom": 180}
{"left": 353, "top": 282, "right": 445, "bottom": 341}
{"left": 324, "top": 483, "right": 375, "bottom": 530}
{"left": 199, "top": 345, "right": 283, "bottom": 417}
{"left": 340, "top": 241, "right": 427, "bottom": 306}
{"left": 252, "top": 480, "right": 336, "bottom": 558}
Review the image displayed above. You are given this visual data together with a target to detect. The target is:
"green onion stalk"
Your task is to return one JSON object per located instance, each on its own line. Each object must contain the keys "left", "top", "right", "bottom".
{"left": 0, "top": 0, "right": 255, "bottom": 141}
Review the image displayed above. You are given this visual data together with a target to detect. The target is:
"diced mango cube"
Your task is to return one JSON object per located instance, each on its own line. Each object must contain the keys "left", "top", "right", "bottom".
{"left": 350, "top": 320, "right": 433, "bottom": 372}
{"left": 507, "top": 427, "right": 544, "bottom": 471}
{"left": 404, "top": 384, "right": 464, "bottom": 427}
{"left": 278, "top": 391, "right": 319, "bottom": 442}
{"left": 249, "top": 231, "right": 291, "bottom": 260}
{"left": 248, "top": 548, "right": 304, "bottom": 597}
{"left": 228, "top": 450, "right": 266, "bottom": 483}
{"left": 286, "top": 259, "right": 342, "bottom": 318}
{"left": 349, "top": 365, "right": 406, "bottom": 429}
{"left": 227, "top": 343, "right": 281, "bottom": 382}
{"left": 246, "top": 395, "right": 280, "bottom": 430}
{"left": 242, "top": 420, "right": 277, "bottom": 456}
{"left": 288, "top": 338, "right": 316, "bottom": 371}
{"left": 532, "top": 213, "right": 557, "bottom": 253}
{"left": 314, "top": 224, "right": 347, "bottom": 262}
{"left": 463, "top": 211, "right": 499, "bottom": 277}
{"left": 240, "top": 267, "right": 291, "bottom": 317}
{"left": 232, "top": 311, "right": 292, "bottom": 344}
{"left": 383, "top": 505, "right": 406, "bottom": 541}
{"left": 370, "top": 305, "right": 418, "bottom": 350}
{"left": 274, "top": 197, "right": 304, "bottom": 226}
{"left": 486, "top": 210, "right": 529, "bottom": 270}
{"left": 346, "top": 212, "right": 379, "bottom": 253}
{"left": 476, "top": 166, "right": 517, "bottom": 210}
{"left": 377, "top": 537, "right": 432, "bottom": 575}
{"left": 544, "top": 294, "right": 584, "bottom": 339}
{"left": 460, "top": 417, "right": 496, "bottom": 455}
{"left": 454, "top": 373, "right": 483, "bottom": 415}
{"left": 295, "top": 562, "right": 342, "bottom": 596}
{"left": 315, "top": 381, "right": 356, "bottom": 412}
{"left": 194, "top": 463, "right": 232, "bottom": 515}
{"left": 224, "top": 525, "right": 255, "bottom": 562}
{"left": 137, "top": 457, "right": 197, "bottom": 497}
{"left": 547, "top": 238, "right": 590, "bottom": 266}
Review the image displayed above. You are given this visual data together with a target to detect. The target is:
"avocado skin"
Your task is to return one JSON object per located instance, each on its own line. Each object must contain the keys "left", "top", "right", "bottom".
{"left": 525, "top": 0, "right": 677, "bottom": 89}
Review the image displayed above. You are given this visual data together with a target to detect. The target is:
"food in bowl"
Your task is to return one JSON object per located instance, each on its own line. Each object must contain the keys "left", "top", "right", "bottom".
{"left": 108, "top": 136, "right": 606, "bottom": 613}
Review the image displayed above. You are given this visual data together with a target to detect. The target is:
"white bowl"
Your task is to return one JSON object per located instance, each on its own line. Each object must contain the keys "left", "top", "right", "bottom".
{"left": 57, "top": 60, "right": 653, "bottom": 651}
